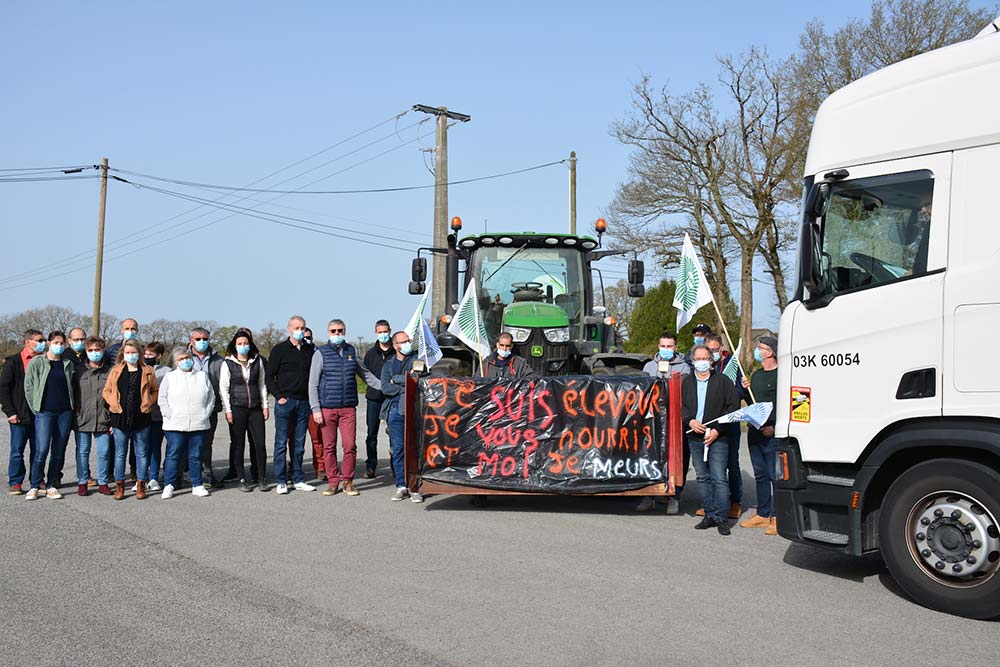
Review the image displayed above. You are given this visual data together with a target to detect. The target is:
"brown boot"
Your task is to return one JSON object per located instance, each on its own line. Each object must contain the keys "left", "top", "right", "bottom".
{"left": 740, "top": 514, "right": 769, "bottom": 528}
{"left": 728, "top": 503, "right": 743, "bottom": 519}
{"left": 343, "top": 480, "right": 360, "bottom": 496}
{"left": 695, "top": 507, "right": 705, "bottom": 517}
{"left": 136, "top": 480, "right": 146, "bottom": 500}
{"left": 113, "top": 481, "right": 125, "bottom": 500}
{"left": 765, "top": 516, "right": 778, "bottom": 535}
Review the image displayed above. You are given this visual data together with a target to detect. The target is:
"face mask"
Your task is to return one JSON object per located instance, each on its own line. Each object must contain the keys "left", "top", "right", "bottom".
{"left": 33, "top": 341, "right": 47, "bottom": 354}
{"left": 497, "top": 348, "right": 512, "bottom": 359}
{"left": 49, "top": 343, "right": 65, "bottom": 356}
{"left": 87, "top": 350, "right": 105, "bottom": 363}
{"left": 331, "top": 335, "right": 345, "bottom": 346}
{"left": 291, "top": 330, "right": 305, "bottom": 341}
{"left": 304, "top": 337, "right": 313, "bottom": 345}
{"left": 193, "top": 340, "right": 209, "bottom": 353}
{"left": 693, "top": 336, "right": 705, "bottom": 346}
{"left": 658, "top": 348, "right": 674, "bottom": 361}
{"left": 143, "top": 358, "right": 157, "bottom": 367}
{"left": 71, "top": 340, "right": 85, "bottom": 352}
{"left": 400, "top": 342, "right": 413, "bottom": 356}
{"left": 693, "top": 360, "right": 711, "bottom": 373}
{"left": 123, "top": 330, "right": 137, "bottom": 340}
{"left": 711, "top": 351, "right": 721, "bottom": 362}
{"left": 236, "top": 344, "right": 251, "bottom": 356}
{"left": 753, "top": 348, "right": 764, "bottom": 363}
{"left": 123, "top": 352, "right": 140, "bottom": 365}
{"left": 178, "top": 358, "right": 194, "bottom": 371}
{"left": 376, "top": 333, "right": 391, "bottom": 344}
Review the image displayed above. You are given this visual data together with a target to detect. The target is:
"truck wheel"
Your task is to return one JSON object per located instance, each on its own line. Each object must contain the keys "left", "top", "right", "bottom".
{"left": 879, "top": 459, "right": 1000, "bottom": 619}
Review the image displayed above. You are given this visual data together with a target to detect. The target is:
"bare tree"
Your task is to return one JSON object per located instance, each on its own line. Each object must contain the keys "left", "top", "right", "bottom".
{"left": 602, "top": 279, "right": 637, "bottom": 338}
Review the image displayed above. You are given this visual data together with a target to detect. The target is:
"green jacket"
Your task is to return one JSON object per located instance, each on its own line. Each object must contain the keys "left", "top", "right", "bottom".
{"left": 24, "top": 354, "right": 76, "bottom": 414}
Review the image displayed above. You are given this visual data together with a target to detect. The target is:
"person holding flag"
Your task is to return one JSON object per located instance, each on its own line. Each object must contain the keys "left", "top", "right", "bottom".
{"left": 380, "top": 331, "right": 425, "bottom": 503}
{"left": 474, "top": 332, "right": 535, "bottom": 379}
{"left": 707, "top": 333, "right": 748, "bottom": 520}
{"left": 739, "top": 336, "right": 780, "bottom": 535}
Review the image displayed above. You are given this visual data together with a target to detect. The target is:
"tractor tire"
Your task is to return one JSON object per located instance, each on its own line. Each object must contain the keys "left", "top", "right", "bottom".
{"left": 878, "top": 458, "right": 1000, "bottom": 619}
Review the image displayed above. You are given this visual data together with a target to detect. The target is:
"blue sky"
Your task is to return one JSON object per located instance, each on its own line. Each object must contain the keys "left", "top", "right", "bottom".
{"left": 0, "top": 1, "right": 873, "bottom": 340}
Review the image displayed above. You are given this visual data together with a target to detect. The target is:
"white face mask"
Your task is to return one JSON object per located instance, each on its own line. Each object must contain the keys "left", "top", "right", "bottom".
{"left": 693, "top": 360, "right": 712, "bottom": 373}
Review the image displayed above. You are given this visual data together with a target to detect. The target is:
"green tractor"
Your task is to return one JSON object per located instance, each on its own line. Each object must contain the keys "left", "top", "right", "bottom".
{"left": 408, "top": 217, "right": 649, "bottom": 376}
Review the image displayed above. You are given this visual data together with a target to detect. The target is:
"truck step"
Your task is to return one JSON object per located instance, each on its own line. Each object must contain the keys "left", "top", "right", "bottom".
{"left": 806, "top": 474, "right": 855, "bottom": 487}
{"left": 802, "top": 529, "right": 849, "bottom": 545}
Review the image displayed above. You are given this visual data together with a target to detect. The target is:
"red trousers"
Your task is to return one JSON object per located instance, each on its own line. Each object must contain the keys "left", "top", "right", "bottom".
{"left": 318, "top": 407, "right": 357, "bottom": 484}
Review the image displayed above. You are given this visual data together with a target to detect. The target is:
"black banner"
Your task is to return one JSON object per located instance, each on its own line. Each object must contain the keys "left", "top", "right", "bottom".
{"left": 414, "top": 375, "right": 667, "bottom": 494}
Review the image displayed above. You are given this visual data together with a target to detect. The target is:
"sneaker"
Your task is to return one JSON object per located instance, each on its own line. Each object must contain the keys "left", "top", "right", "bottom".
{"left": 293, "top": 482, "right": 316, "bottom": 492}
{"left": 343, "top": 481, "right": 359, "bottom": 496}
{"left": 131, "top": 482, "right": 138, "bottom": 492}
{"left": 391, "top": 487, "right": 409, "bottom": 502}
{"left": 364, "top": 469, "right": 376, "bottom": 479}
{"left": 8, "top": 484, "right": 23, "bottom": 495}
{"left": 740, "top": 514, "right": 770, "bottom": 528}
{"left": 765, "top": 517, "right": 778, "bottom": 536}
{"left": 147, "top": 479, "right": 161, "bottom": 492}
{"left": 239, "top": 481, "right": 254, "bottom": 493}
{"left": 410, "top": 492, "right": 424, "bottom": 503}
{"left": 275, "top": 484, "right": 289, "bottom": 495}
{"left": 635, "top": 497, "right": 655, "bottom": 512}
{"left": 665, "top": 497, "right": 680, "bottom": 515}
{"left": 322, "top": 486, "right": 338, "bottom": 496}
{"left": 161, "top": 484, "right": 174, "bottom": 500}
{"left": 46, "top": 488, "right": 63, "bottom": 500}
{"left": 192, "top": 485, "right": 210, "bottom": 498}
{"left": 25, "top": 488, "right": 39, "bottom": 501}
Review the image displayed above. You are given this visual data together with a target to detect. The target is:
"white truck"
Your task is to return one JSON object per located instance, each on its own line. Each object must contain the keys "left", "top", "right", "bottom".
{"left": 775, "top": 18, "right": 1000, "bottom": 619}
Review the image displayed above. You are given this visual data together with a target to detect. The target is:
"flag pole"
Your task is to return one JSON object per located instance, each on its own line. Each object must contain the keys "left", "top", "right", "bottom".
{"left": 474, "top": 291, "right": 485, "bottom": 377}
{"left": 705, "top": 291, "right": 756, "bottom": 403}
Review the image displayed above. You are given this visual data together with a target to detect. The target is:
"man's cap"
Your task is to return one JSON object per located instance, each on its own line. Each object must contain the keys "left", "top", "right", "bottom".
{"left": 692, "top": 323, "right": 712, "bottom": 334}
{"left": 759, "top": 335, "right": 778, "bottom": 351}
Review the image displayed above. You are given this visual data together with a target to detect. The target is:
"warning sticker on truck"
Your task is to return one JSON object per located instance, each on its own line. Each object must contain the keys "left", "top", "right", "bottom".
{"left": 791, "top": 386, "right": 811, "bottom": 423}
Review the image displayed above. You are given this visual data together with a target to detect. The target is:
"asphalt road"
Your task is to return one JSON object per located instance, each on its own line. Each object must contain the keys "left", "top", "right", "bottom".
{"left": 1, "top": 402, "right": 995, "bottom": 666}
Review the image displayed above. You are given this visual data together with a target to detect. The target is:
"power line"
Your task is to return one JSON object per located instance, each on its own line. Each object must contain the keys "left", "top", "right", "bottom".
{"left": 107, "top": 159, "right": 568, "bottom": 195}
{"left": 0, "top": 175, "right": 99, "bottom": 183}
{"left": 0, "top": 164, "right": 92, "bottom": 172}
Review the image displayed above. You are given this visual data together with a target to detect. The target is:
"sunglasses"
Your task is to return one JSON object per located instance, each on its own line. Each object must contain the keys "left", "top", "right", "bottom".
{"left": 329, "top": 328, "right": 345, "bottom": 333}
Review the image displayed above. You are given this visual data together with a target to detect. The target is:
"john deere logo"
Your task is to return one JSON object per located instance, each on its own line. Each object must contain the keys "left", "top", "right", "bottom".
{"left": 530, "top": 345, "right": 544, "bottom": 357}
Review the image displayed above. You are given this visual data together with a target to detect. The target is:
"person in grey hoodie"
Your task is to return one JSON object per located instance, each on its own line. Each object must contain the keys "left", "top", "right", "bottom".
{"left": 74, "top": 337, "right": 113, "bottom": 496}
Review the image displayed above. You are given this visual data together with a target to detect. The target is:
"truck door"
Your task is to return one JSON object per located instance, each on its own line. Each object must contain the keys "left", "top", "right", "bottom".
{"left": 789, "top": 154, "right": 950, "bottom": 464}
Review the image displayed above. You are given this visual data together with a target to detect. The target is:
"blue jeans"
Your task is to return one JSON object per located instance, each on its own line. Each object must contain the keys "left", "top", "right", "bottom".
{"left": 365, "top": 398, "right": 384, "bottom": 472}
{"left": 163, "top": 430, "right": 206, "bottom": 488}
{"left": 147, "top": 421, "right": 164, "bottom": 481}
{"left": 748, "top": 434, "right": 778, "bottom": 518}
{"left": 113, "top": 426, "right": 150, "bottom": 482}
{"left": 689, "top": 436, "right": 730, "bottom": 523}
{"left": 7, "top": 421, "right": 35, "bottom": 488}
{"left": 273, "top": 398, "right": 309, "bottom": 485}
{"left": 387, "top": 402, "right": 406, "bottom": 489}
{"left": 727, "top": 423, "right": 742, "bottom": 505}
{"left": 31, "top": 410, "right": 73, "bottom": 489}
{"left": 76, "top": 432, "right": 111, "bottom": 485}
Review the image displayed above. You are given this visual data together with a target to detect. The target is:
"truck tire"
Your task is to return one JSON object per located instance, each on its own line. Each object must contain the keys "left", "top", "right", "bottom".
{"left": 878, "top": 458, "right": 1000, "bottom": 619}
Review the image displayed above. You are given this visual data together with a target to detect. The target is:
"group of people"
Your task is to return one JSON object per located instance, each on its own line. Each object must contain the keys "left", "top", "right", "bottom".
{"left": 0, "top": 315, "right": 426, "bottom": 503}
{"left": 641, "top": 323, "right": 779, "bottom": 537}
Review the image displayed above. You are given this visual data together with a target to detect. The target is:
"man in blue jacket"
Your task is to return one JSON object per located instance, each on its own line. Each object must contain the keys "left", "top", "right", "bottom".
{"left": 308, "top": 319, "right": 381, "bottom": 497}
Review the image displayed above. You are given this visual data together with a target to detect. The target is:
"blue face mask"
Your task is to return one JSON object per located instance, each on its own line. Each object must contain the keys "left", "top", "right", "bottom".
{"left": 693, "top": 360, "right": 712, "bottom": 373}
{"left": 236, "top": 345, "right": 251, "bottom": 356}
{"left": 178, "top": 358, "right": 195, "bottom": 371}
{"left": 711, "top": 351, "right": 721, "bottom": 362}
{"left": 123, "top": 352, "right": 140, "bottom": 365}
{"left": 291, "top": 330, "right": 305, "bottom": 341}
{"left": 331, "top": 335, "right": 345, "bottom": 346}
{"left": 753, "top": 348, "right": 764, "bottom": 363}
{"left": 400, "top": 342, "right": 413, "bottom": 356}
{"left": 658, "top": 348, "right": 674, "bottom": 361}
{"left": 376, "top": 333, "right": 391, "bottom": 344}
{"left": 193, "top": 340, "right": 209, "bottom": 353}
{"left": 497, "top": 348, "right": 512, "bottom": 359}
{"left": 693, "top": 336, "right": 705, "bottom": 346}
{"left": 71, "top": 340, "right": 85, "bottom": 352}
{"left": 87, "top": 350, "right": 105, "bottom": 363}
{"left": 49, "top": 344, "right": 65, "bottom": 356}
{"left": 33, "top": 341, "right": 47, "bottom": 354}
{"left": 123, "top": 330, "right": 138, "bottom": 340}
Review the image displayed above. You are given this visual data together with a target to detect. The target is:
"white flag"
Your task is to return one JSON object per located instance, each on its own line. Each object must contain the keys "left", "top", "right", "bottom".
{"left": 404, "top": 282, "right": 430, "bottom": 344}
{"left": 721, "top": 340, "right": 741, "bottom": 383}
{"left": 419, "top": 318, "right": 443, "bottom": 369}
{"left": 716, "top": 402, "right": 774, "bottom": 430}
{"left": 673, "top": 233, "right": 714, "bottom": 331}
{"left": 447, "top": 278, "right": 491, "bottom": 360}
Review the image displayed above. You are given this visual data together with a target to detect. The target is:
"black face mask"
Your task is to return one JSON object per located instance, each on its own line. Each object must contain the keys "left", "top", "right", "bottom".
{"left": 304, "top": 338, "right": 313, "bottom": 345}
{"left": 143, "top": 358, "right": 157, "bottom": 367}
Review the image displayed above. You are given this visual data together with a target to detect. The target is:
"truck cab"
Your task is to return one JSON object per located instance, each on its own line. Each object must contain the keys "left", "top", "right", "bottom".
{"left": 775, "top": 22, "right": 1000, "bottom": 619}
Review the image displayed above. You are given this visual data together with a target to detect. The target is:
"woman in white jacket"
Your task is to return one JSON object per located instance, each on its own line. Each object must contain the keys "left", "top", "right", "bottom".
{"left": 158, "top": 347, "right": 215, "bottom": 499}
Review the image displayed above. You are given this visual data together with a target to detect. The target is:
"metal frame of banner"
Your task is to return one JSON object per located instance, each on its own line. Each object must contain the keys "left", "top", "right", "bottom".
{"left": 403, "top": 373, "right": 685, "bottom": 499}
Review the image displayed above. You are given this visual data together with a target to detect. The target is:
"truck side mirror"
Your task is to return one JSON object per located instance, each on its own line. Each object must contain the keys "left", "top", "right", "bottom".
{"left": 628, "top": 259, "right": 645, "bottom": 284}
{"left": 408, "top": 281, "right": 426, "bottom": 295}
{"left": 411, "top": 257, "right": 427, "bottom": 282}
{"left": 628, "top": 283, "right": 645, "bottom": 298}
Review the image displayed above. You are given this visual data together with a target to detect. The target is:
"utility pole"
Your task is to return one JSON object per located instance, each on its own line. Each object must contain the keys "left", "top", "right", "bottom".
{"left": 413, "top": 104, "right": 471, "bottom": 319}
{"left": 92, "top": 157, "right": 109, "bottom": 335}
{"left": 569, "top": 150, "right": 577, "bottom": 235}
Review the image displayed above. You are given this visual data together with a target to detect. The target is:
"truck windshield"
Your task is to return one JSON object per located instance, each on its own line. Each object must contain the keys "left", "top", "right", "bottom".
{"left": 470, "top": 246, "right": 585, "bottom": 340}
{"left": 809, "top": 170, "right": 934, "bottom": 298}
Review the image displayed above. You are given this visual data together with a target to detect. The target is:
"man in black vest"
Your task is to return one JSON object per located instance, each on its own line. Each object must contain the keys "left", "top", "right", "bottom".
{"left": 362, "top": 319, "right": 395, "bottom": 478}
{"left": 308, "top": 319, "right": 381, "bottom": 497}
